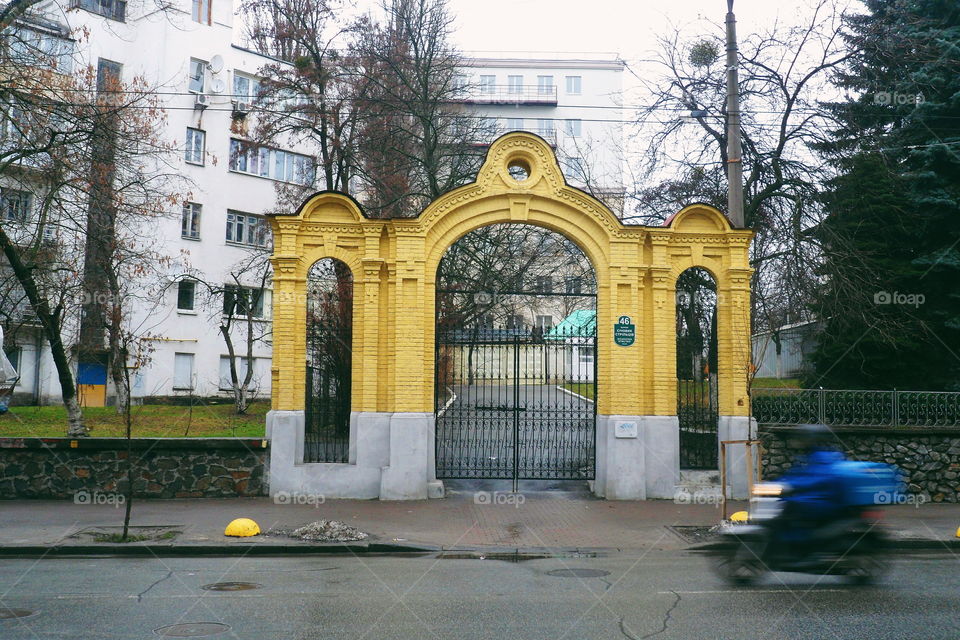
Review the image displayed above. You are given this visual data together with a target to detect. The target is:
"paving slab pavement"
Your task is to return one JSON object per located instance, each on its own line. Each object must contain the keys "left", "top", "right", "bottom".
{"left": 0, "top": 489, "right": 957, "bottom": 555}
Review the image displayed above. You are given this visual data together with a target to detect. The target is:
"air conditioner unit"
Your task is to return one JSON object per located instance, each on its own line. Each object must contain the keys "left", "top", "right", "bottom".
{"left": 194, "top": 94, "right": 209, "bottom": 110}
{"left": 232, "top": 100, "right": 252, "bottom": 117}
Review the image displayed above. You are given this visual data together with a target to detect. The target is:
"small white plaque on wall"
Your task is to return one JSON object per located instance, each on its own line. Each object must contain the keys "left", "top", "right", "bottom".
{"left": 614, "top": 420, "right": 638, "bottom": 438}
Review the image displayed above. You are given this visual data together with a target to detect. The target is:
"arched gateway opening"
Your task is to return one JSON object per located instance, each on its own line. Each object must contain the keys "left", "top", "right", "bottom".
{"left": 266, "top": 132, "right": 754, "bottom": 501}
{"left": 434, "top": 224, "right": 598, "bottom": 487}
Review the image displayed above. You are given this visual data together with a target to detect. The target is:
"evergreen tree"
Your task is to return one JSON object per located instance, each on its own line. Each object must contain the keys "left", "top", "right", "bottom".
{"left": 809, "top": 0, "right": 960, "bottom": 390}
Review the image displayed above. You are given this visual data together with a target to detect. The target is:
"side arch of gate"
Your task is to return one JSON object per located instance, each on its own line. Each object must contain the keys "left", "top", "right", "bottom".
{"left": 266, "top": 132, "right": 754, "bottom": 501}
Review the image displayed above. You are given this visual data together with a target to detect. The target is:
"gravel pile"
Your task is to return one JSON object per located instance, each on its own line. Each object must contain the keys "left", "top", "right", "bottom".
{"left": 290, "top": 520, "right": 369, "bottom": 542}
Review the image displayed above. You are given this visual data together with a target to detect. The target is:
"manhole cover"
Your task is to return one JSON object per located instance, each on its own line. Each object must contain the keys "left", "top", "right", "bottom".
{"left": 154, "top": 622, "right": 231, "bottom": 637}
{"left": 201, "top": 582, "right": 262, "bottom": 592}
{"left": 546, "top": 568, "right": 610, "bottom": 578}
{"left": 0, "top": 608, "right": 38, "bottom": 620}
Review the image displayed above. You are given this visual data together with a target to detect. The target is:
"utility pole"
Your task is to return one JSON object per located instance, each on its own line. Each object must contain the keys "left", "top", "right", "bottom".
{"left": 725, "top": 0, "right": 745, "bottom": 228}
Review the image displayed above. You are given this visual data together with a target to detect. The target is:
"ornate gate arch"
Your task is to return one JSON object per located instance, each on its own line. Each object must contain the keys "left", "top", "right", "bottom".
{"left": 267, "top": 132, "right": 754, "bottom": 500}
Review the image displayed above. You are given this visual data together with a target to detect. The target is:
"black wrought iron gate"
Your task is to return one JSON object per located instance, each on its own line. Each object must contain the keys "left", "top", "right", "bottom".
{"left": 435, "top": 325, "right": 597, "bottom": 484}
{"left": 677, "top": 375, "right": 719, "bottom": 469}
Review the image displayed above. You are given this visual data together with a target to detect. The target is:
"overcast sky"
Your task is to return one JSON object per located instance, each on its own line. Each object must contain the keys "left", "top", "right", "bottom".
{"left": 444, "top": 0, "right": 798, "bottom": 62}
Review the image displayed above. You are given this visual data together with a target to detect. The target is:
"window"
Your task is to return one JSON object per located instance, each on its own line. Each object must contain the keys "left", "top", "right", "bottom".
{"left": 72, "top": 0, "right": 126, "bottom": 22}
{"left": 565, "top": 277, "right": 582, "bottom": 295}
{"left": 565, "top": 75, "right": 582, "bottom": 95}
{"left": 535, "top": 276, "right": 553, "bottom": 294}
{"left": 479, "top": 75, "right": 495, "bottom": 94}
{"left": 484, "top": 117, "right": 500, "bottom": 135}
{"left": 506, "top": 118, "right": 524, "bottom": 131}
{"left": 506, "top": 314, "right": 524, "bottom": 329}
{"left": 191, "top": 0, "right": 211, "bottom": 24}
{"left": 8, "top": 26, "right": 75, "bottom": 73}
{"left": 96, "top": 58, "right": 122, "bottom": 93}
{"left": 3, "top": 346, "right": 20, "bottom": 376}
{"left": 232, "top": 72, "right": 260, "bottom": 103}
{"left": 565, "top": 119, "right": 582, "bottom": 137}
{"left": 229, "top": 139, "right": 315, "bottom": 186}
{"left": 578, "top": 346, "right": 595, "bottom": 363}
{"left": 537, "top": 75, "right": 554, "bottom": 95}
{"left": 564, "top": 156, "right": 587, "bottom": 182}
{"left": 219, "top": 355, "right": 252, "bottom": 389}
{"left": 452, "top": 74, "right": 467, "bottom": 93}
{"left": 184, "top": 128, "right": 204, "bottom": 165}
{"left": 176, "top": 280, "right": 196, "bottom": 311}
{"left": 508, "top": 75, "right": 523, "bottom": 93}
{"left": 188, "top": 58, "right": 205, "bottom": 93}
{"left": 536, "top": 315, "right": 553, "bottom": 330}
{"left": 223, "top": 285, "right": 265, "bottom": 318}
{"left": 0, "top": 103, "right": 26, "bottom": 143}
{"left": 181, "top": 202, "right": 201, "bottom": 240}
{"left": 1, "top": 189, "right": 31, "bottom": 222}
{"left": 173, "top": 353, "right": 194, "bottom": 389}
{"left": 537, "top": 119, "right": 554, "bottom": 136}
{"left": 226, "top": 211, "right": 268, "bottom": 247}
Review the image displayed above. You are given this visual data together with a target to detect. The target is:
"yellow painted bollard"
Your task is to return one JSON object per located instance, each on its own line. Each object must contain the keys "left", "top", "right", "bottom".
{"left": 224, "top": 518, "right": 261, "bottom": 537}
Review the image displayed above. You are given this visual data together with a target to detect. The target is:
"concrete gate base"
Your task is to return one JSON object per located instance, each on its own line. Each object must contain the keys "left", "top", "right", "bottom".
{"left": 268, "top": 410, "right": 441, "bottom": 500}
{"left": 268, "top": 411, "right": 754, "bottom": 501}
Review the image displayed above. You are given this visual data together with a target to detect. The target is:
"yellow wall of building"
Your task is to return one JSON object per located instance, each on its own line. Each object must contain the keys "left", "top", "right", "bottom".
{"left": 269, "top": 133, "right": 753, "bottom": 418}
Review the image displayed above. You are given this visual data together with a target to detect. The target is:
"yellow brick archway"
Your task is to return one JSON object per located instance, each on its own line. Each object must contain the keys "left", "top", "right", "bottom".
{"left": 267, "top": 132, "right": 753, "bottom": 500}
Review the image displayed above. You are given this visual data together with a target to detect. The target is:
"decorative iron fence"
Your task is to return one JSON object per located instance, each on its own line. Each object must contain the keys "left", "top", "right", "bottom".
{"left": 304, "top": 322, "right": 351, "bottom": 463}
{"left": 752, "top": 388, "right": 960, "bottom": 428}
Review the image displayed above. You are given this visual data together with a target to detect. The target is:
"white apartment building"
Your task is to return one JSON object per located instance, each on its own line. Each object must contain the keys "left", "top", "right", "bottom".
{"left": 457, "top": 54, "right": 625, "bottom": 211}
{"left": 2, "top": 2, "right": 625, "bottom": 404}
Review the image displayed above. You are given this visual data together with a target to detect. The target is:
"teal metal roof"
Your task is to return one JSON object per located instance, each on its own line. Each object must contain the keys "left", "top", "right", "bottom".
{"left": 545, "top": 309, "right": 597, "bottom": 340}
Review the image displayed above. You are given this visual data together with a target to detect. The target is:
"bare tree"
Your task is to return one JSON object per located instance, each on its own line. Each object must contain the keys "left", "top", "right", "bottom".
{"left": 351, "top": 0, "right": 489, "bottom": 217}
{"left": 0, "top": 12, "right": 183, "bottom": 433}
{"left": 630, "top": 0, "right": 853, "bottom": 337}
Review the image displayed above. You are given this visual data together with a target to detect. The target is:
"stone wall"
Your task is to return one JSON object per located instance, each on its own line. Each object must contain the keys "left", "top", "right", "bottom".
{"left": 0, "top": 438, "right": 269, "bottom": 499}
{"left": 759, "top": 426, "right": 960, "bottom": 503}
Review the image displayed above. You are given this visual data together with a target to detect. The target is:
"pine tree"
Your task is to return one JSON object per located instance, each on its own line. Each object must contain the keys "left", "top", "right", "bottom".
{"left": 809, "top": 0, "right": 960, "bottom": 390}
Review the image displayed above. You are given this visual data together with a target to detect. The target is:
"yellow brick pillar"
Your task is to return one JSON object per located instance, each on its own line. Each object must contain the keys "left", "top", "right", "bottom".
{"left": 270, "top": 254, "right": 306, "bottom": 411}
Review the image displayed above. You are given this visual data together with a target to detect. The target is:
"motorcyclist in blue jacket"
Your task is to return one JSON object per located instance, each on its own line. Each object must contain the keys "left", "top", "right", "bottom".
{"left": 775, "top": 424, "right": 849, "bottom": 548}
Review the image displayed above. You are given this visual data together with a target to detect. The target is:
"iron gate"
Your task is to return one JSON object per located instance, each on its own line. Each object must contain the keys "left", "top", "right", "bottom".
{"left": 677, "top": 376, "right": 718, "bottom": 469}
{"left": 304, "top": 321, "right": 351, "bottom": 463}
{"left": 435, "top": 324, "right": 597, "bottom": 482}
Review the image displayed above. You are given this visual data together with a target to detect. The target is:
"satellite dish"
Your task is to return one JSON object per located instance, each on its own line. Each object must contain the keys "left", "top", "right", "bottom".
{"left": 208, "top": 54, "right": 224, "bottom": 74}
{"left": 210, "top": 78, "right": 226, "bottom": 94}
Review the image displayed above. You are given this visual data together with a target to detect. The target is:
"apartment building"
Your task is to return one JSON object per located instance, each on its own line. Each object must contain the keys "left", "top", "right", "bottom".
{"left": 1, "top": 2, "right": 625, "bottom": 404}
{"left": 457, "top": 54, "right": 625, "bottom": 212}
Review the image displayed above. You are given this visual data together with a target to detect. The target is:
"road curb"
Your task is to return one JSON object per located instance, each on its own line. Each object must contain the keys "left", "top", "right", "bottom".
{"left": 686, "top": 538, "right": 960, "bottom": 553}
{"left": 0, "top": 541, "right": 439, "bottom": 557}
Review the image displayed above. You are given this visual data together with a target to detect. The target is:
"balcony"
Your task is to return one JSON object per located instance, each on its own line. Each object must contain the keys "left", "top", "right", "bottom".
{"left": 454, "top": 84, "right": 558, "bottom": 106}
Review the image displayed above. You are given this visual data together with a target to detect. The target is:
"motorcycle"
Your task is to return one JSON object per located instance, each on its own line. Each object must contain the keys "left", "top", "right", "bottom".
{"left": 712, "top": 480, "right": 892, "bottom": 586}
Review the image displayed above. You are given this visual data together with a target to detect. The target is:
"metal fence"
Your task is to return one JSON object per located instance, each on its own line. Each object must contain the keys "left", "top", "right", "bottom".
{"left": 752, "top": 388, "right": 960, "bottom": 428}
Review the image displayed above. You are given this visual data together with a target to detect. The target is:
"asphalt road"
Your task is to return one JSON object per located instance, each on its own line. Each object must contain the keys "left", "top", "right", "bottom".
{"left": 1, "top": 551, "right": 957, "bottom": 639}
{"left": 436, "top": 383, "right": 595, "bottom": 479}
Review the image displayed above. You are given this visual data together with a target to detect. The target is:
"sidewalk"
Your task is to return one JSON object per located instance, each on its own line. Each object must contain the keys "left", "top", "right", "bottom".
{"left": 1, "top": 490, "right": 958, "bottom": 555}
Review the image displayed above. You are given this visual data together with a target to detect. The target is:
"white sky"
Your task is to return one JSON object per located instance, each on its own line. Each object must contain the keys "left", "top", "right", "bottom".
{"left": 445, "top": 0, "right": 795, "bottom": 62}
